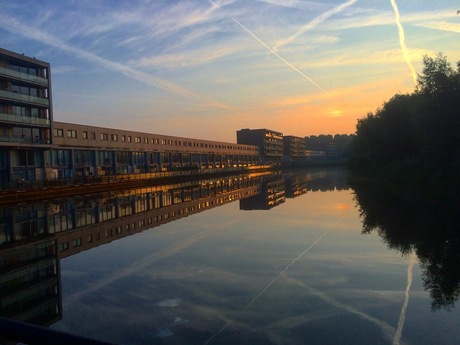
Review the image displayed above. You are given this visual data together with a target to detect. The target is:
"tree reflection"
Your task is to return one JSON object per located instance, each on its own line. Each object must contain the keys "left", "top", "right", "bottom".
{"left": 350, "top": 177, "right": 460, "bottom": 310}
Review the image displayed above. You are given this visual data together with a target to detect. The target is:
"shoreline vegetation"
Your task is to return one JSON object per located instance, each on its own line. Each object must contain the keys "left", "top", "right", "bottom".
{"left": 348, "top": 53, "right": 459, "bottom": 186}
{"left": 348, "top": 53, "right": 460, "bottom": 310}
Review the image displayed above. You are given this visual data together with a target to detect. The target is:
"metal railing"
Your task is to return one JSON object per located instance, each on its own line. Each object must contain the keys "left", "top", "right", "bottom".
{"left": 0, "top": 112, "right": 50, "bottom": 126}
{"left": 1, "top": 166, "right": 269, "bottom": 192}
{"left": 0, "top": 67, "right": 48, "bottom": 86}
{"left": 0, "top": 90, "right": 49, "bottom": 107}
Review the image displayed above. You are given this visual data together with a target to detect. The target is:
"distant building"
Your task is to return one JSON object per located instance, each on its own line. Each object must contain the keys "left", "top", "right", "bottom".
{"left": 283, "top": 135, "right": 306, "bottom": 161}
{"left": 237, "top": 128, "right": 283, "bottom": 163}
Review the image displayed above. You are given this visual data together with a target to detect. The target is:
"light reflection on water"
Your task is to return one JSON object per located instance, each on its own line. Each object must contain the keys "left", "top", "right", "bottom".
{"left": 1, "top": 167, "right": 459, "bottom": 344}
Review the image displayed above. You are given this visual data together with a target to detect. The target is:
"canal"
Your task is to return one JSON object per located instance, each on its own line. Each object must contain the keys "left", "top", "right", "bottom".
{"left": 1, "top": 167, "right": 459, "bottom": 344}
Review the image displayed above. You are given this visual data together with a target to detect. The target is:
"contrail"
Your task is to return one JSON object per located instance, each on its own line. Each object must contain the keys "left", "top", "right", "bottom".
{"left": 207, "top": 0, "right": 326, "bottom": 92}
{"left": 245, "top": 231, "right": 328, "bottom": 309}
{"left": 273, "top": 0, "right": 357, "bottom": 51}
{"left": 0, "top": 15, "right": 237, "bottom": 112}
{"left": 204, "top": 231, "right": 328, "bottom": 344}
{"left": 390, "top": 0, "right": 417, "bottom": 84}
{"left": 287, "top": 280, "right": 397, "bottom": 343}
{"left": 392, "top": 252, "right": 417, "bottom": 345}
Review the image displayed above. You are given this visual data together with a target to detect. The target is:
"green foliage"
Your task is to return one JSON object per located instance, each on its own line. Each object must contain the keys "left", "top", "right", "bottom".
{"left": 349, "top": 53, "right": 460, "bottom": 179}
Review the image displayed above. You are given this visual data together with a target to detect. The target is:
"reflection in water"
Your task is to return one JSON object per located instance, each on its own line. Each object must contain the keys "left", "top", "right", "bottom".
{"left": 350, "top": 176, "right": 460, "bottom": 310}
{"left": 0, "top": 173, "right": 263, "bottom": 332}
{"left": 205, "top": 230, "right": 330, "bottom": 345}
{"left": 0, "top": 168, "right": 348, "bottom": 336}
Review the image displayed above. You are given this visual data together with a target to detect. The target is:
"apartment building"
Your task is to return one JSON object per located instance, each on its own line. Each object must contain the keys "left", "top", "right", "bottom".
{"left": 0, "top": 48, "right": 53, "bottom": 186}
{"left": 236, "top": 128, "right": 284, "bottom": 163}
{"left": 283, "top": 135, "right": 306, "bottom": 158}
{"left": 0, "top": 48, "right": 259, "bottom": 189}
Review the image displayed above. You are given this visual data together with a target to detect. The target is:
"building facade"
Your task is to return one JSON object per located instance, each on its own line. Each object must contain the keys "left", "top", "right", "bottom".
{"left": 0, "top": 48, "right": 260, "bottom": 190}
{"left": 283, "top": 135, "right": 306, "bottom": 158}
{"left": 236, "top": 128, "right": 284, "bottom": 163}
{"left": 49, "top": 121, "right": 259, "bottom": 180}
{"left": 0, "top": 48, "right": 53, "bottom": 187}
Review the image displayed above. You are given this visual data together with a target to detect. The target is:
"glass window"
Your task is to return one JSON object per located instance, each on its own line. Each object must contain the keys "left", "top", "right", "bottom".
{"left": 67, "top": 130, "right": 77, "bottom": 138}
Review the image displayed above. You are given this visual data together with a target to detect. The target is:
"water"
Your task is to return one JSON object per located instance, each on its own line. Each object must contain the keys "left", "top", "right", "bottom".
{"left": 1, "top": 167, "right": 459, "bottom": 344}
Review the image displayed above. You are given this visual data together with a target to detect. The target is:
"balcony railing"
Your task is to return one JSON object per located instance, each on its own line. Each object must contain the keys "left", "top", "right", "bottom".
{"left": 0, "top": 90, "right": 49, "bottom": 107}
{"left": 0, "top": 112, "right": 50, "bottom": 126}
{"left": 0, "top": 136, "right": 50, "bottom": 145}
{"left": 0, "top": 67, "right": 48, "bottom": 87}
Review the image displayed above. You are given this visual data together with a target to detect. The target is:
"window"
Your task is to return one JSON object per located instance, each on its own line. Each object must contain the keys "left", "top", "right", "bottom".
{"left": 135, "top": 136, "right": 141, "bottom": 143}
{"left": 111, "top": 134, "right": 118, "bottom": 141}
{"left": 91, "top": 132, "right": 96, "bottom": 140}
{"left": 72, "top": 238, "right": 82, "bottom": 247}
{"left": 127, "top": 136, "right": 132, "bottom": 143}
{"left": 53, "top": 128, "right": 63, "bottom": 137}
{"left": 121, "top": 135, "right": 126, "bottom": 142}
{"left": 82, "top": 131, "right": 88, "bottom": 139}
{"left": 67, "top": 129, "right": 77, "bottom": 138}
{"left": 100, "top": 133, "right": 108, "bottom": 141}
{"left": 144, "top": 137, "right": 148, "bottom": 144}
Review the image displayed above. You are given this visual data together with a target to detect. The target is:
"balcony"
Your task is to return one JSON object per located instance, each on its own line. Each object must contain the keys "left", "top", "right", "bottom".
{"left": 0, "top": 90, "right": 49, "bottom": 107}
{"left": 0, "top": 113, "right": 50, "bottom": 126}
{"left": 0, "top": 67, "right": 48, "bottom": 87}
{"left": 0, "top": 136, "right": 50, "bottom": 145}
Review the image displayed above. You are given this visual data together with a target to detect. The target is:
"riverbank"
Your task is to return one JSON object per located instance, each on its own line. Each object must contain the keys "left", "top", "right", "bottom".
{"left": 1, "top": 160, "right": 350, "bottom": 205}
{"left": 0, "top": 165, "right": 274, "bottom": 205}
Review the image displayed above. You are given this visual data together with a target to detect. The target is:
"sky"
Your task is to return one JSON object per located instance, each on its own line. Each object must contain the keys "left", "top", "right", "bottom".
{"left": 1, "top": 0, "right": 459, "bottom": 142}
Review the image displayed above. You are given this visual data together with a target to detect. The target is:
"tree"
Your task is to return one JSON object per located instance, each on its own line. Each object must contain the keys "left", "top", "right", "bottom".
{"left": 416, "top": 53, "right": 459, "bottom": 96}
{"left": 349, "top": 53, "right": 460, "bottom": 178}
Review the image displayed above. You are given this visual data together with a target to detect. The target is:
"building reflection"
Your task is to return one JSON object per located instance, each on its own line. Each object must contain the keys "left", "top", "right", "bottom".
{"left": 0, "top": 239, "right": 61, "bottom": 327}
{"left": 0, "top": 167, "right": 349, "bottom": 330}
{"left": 239, "top": 174, "right": 285, "bottom": 210}
{"left": 0, "top": 173, "right": 266, "bottom": 330}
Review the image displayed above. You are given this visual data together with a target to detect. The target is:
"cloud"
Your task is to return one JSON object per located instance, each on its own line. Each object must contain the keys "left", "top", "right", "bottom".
{"left": 207, "top": 0, "right": 326, "bottom": 92}
{"left": 314, "top": 8, "right": 457, "bottom": 35}
{"left": 303, "top": 48, "right": 433, "bottom": 69}
{"left": 255, "top": 0, "right": 323, "bottom": 10}
{"left": 415, "top": 21, "right": 460, "bottom": 34}
{"left": 273, "top": 0, "right": 357, "bottom": 51}
{"left": 0, "top": 14, "right": 238, "bottom": 113}
{"left": 130, "top": 45, "right": 241, "bottom": 69}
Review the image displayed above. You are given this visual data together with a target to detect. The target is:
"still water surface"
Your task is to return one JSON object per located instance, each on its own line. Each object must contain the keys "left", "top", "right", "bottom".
{"left": 3, "top": 167, "right": 459, "bottom": 344}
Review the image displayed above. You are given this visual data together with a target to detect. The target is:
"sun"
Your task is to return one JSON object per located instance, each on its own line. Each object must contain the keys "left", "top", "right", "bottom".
{"left": 330, "top": 109, "right": 343, "bottom": 117}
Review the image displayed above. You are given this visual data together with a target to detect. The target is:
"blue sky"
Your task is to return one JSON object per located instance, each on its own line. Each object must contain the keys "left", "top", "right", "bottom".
{"left": 1, "top": 0, "right": 459, "bottom": 141}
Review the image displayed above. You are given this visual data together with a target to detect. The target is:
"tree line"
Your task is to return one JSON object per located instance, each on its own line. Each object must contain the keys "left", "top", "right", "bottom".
{"left": 348, "top": 53, "right": 460, "bottom": 184}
